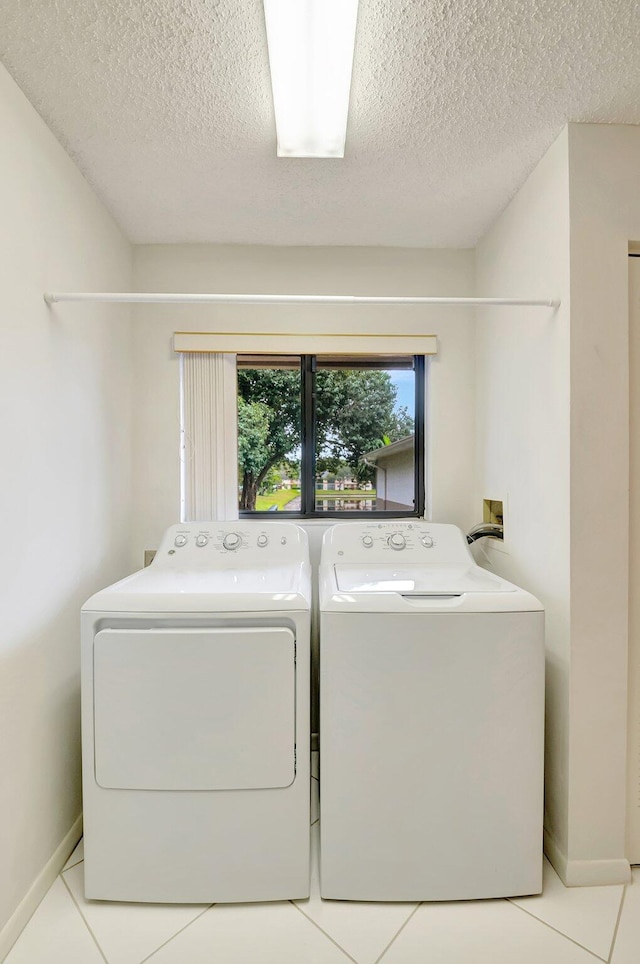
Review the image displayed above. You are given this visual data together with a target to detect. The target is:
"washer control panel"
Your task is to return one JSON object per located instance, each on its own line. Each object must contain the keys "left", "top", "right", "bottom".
{"left": 156, "top": 522, "right": 305, "bottom": 566}
{"left": 349, "top": 522, "right": 436, "bottom": 555}
{"left": 325, "top": 521, "right": 473, "bottom": 567}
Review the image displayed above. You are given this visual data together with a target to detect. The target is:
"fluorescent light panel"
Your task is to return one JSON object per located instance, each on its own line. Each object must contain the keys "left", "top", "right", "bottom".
{"left": 263, "top": 0, "right": 359, "bottom": 158}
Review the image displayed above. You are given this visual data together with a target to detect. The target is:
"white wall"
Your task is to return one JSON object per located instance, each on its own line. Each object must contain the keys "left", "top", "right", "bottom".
{"left": 476, "top": 123, "right": 640, "bottom": 886}
{"left": 566, "top": 124, "right": 640, "bottom": 876}
{"left": 130, "top": 244, "right": 477, "bottom": 565}
{"left": 475, "top": 128, "right": 572, "bottom": 870}
{"left": 0, "top": 64, "right": 133, "bottom": 949}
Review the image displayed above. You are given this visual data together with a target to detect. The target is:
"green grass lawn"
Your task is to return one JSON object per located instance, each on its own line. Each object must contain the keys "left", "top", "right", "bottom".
{"left": 255, "top": 489, "right": 301, "bottom": 511}
{"left": 255, "top": 488, "right": 376, "bottom": 510}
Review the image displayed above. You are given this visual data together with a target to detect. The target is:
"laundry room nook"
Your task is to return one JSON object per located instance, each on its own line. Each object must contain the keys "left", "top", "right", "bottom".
{"left": 1, "top": 2, "right": 640, "bottom": 962}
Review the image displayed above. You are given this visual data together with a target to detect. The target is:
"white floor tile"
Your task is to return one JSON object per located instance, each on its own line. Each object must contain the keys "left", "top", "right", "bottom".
{"left": 380, "top": 898, "right": 599, "bottom": 963}
{"left": 63, "top": 861, "right": 209, "bottom": 964}
{"left": 62, "top": 837, "right": 84, "bottom": 872}
{"left": 5, "top": 877, "right": 104, "bottom": 964}
{"left": 311, "top": 775, "right": 320, "bottom": 824}
{"left": 611, "top": 867, "right": 640, "bottom": 963}
{"left": 146, "top": 901, "right": 352, "bottom": 963}
{"left": 293, "top": 825, "right": 418, "bottom": 964}
{"left": 312, "top": 751, "right": 319, "bottom": 780}
{"left": 510, "top": 856, "right": 623, "bottom": 959}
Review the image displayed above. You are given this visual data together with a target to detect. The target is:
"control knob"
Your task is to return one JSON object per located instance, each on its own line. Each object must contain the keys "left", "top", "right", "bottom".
{"left": 362, "top": 534, "right": 374, "bottom": 548}
{"left": 223, "top": 532, "right": 241, "bottom": 551}
{"left": 174, "top": 534, "right": 188, "bottom": 547}
{"left": 195, "top": 534, "right": 209, "bottom": 547}
{"left": 257, "top": 534, "right": 269, "bottom": 548}
{"left": 421, "top": 535, "right": 434, "bottom": 548}
{"left": 388, "top": 532, "right": 406, "bottom": 550}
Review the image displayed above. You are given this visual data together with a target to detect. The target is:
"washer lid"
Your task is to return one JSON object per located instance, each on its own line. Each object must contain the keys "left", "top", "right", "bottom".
{"left": 321, "top": 564, "right": 542, "bottom": 613}
{"left": 334, "top": 564, "right": 515, "bottom": 595}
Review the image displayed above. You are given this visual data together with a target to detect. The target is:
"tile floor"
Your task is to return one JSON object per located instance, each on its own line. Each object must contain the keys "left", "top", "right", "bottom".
{"left": 6, "top": 755, "right": 639, "bottom": 964}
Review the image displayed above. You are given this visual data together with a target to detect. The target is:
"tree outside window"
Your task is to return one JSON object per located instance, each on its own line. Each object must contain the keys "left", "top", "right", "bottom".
{"left": 237, "top": 355, "right": 424, "bottom": 516}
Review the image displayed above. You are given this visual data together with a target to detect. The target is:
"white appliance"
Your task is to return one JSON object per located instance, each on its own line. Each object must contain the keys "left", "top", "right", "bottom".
{"left": 319, "top": 521, "right": 545, "bottom": 901}
{"left": 81, "top": 522, "right": 311, "bottom": 903}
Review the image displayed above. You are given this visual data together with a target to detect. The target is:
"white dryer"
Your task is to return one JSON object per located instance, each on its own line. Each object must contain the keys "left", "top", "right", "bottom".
{"left": 81, "top": 522, "right": 311, "bottom": 903}
{"left": 319, "top": 521, "right": 544, "bottom": 901}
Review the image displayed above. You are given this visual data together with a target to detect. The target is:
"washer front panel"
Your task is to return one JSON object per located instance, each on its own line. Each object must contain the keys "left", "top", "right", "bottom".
{"left": 320, "top": 610, "right": 545, "bottom": 900}
{"left": 94, "top": 626, "right": 295, "bottom": 791}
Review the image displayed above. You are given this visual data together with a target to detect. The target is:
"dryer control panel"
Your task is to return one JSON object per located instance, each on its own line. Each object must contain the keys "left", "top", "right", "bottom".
{"left": 154, "top": 522, "right": 308, "bottom": 568}
{"left": 322, "top": 521, "right": 474, "bottom": 567}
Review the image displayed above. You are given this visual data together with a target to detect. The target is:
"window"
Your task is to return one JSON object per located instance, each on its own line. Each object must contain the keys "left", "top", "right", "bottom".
{"left": 237, "top": 354, "right": 425, "bottom": 517}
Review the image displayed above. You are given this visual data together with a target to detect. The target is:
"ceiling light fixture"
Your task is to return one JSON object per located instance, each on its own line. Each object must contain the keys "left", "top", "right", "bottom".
{"left": 263, "top": 0, "right": 359, "bottom": 158}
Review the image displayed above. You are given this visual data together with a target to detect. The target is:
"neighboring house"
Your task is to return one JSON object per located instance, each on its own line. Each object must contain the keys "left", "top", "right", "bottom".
{"left": 317, "top": 475, "right": 373, "bottom": 491}
{"left": 361, "top": 436, "right": 415, "bottom": 511}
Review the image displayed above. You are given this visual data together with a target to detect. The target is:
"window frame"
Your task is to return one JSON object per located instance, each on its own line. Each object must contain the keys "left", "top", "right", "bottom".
{"left": 238, "top": 354, "right": 426, "bottom": 520}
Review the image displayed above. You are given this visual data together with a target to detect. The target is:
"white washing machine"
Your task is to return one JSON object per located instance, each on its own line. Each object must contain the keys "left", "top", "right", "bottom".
{"left": 81, "top": 521, "right": 311, "bottom": 903}
{"left": 319, "top": 521, "right": 545, "bottom": 901}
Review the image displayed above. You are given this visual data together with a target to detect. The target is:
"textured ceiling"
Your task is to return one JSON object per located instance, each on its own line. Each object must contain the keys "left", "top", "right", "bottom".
{"left": 1, "top": 0, "right": 639, "bottom": 247}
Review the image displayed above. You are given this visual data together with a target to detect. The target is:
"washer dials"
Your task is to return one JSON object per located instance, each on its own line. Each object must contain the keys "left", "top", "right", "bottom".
{"left": 174, "top": 535, "right": 188, "bottom": 548}
{"left": 223, "top": 532, "right": 241, "bottom": 551}
{"left": 195, "top": 534, "right": 209, "bottom": 548}
{"left": 362, "top": 534, "right": 374, "bottom": 548}
{"left": 257, "top": 534, "right": 269, "bottom": 548}
{"left": 388, "top": 533, "right": 406, "bottom": 551}
{"left": 421, "top": 535, "right": 434, "bottom": 548}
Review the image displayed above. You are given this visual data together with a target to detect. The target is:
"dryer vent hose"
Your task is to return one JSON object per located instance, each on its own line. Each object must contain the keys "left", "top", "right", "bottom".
{"left": 466, "top": 523, "right": 504, "bottom": 544}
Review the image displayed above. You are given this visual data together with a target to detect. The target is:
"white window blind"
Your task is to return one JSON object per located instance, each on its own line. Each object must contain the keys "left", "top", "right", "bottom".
{"left": 179, "top": 352, "right": 238, "bottom": 521}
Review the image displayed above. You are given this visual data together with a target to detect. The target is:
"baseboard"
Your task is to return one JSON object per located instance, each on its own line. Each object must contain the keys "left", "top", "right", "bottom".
{"left": 0, "top": 814, "right": 83, "bottom": 962}
{"left": 544, "top": 827, "right": 631, "bottom": 887}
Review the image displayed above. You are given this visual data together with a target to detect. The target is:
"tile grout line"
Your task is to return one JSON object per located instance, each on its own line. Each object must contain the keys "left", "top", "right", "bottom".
{"left": 506, "top": 897, "right": 607, "bottom": 961}
{"left": 59, "top": 873, "right": 109, "bottom": 964}
{"left": 606, "top": 882, "right": 627, "bottom": 963}
{"left": 138, "top": 904, "right": 215, "bottom": 963}
{"left": 289, "top": 899, "right": 359, "bottom": 962}
{"left": 374, "top": 902, "right": 422, "bottom": 964}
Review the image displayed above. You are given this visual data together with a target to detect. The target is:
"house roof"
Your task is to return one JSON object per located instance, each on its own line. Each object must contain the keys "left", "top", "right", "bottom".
{"left": 361, "top": 435, "right": 414, "bottom": 463}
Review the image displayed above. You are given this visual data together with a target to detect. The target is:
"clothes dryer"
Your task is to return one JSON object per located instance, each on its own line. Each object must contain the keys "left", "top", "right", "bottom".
{"left": 81, "top": 522, "right": 311, "bottom": 903}
{"left": 319, "top": 521, "right": 544, "bottom": 901}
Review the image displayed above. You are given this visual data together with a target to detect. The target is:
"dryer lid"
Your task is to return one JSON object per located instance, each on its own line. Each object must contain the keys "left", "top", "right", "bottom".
{"left": 82, "top": 562, "right": 312, "bottom": 612}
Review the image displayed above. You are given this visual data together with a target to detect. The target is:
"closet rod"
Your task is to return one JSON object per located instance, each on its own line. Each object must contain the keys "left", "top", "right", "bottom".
{"left": 44, "top": 292, "right": 560, "bottom": 308}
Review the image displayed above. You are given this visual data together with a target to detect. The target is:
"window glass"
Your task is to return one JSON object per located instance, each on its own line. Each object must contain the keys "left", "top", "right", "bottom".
{"left": 315, "top": 359, "right": 416, "bottom": 512}
{"left": 237, "top": 354, "right": 423, "bottom": 517}
{"left": 237, "top": 357, "right": 301, "bottom": 512}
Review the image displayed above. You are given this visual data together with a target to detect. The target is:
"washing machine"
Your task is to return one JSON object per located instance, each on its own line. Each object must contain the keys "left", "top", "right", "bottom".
{"left": 319, "top": 521, "right": 544, "bottom": 901}
{"left": 81, "top": 521, "right": 311, "bottom": 903}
